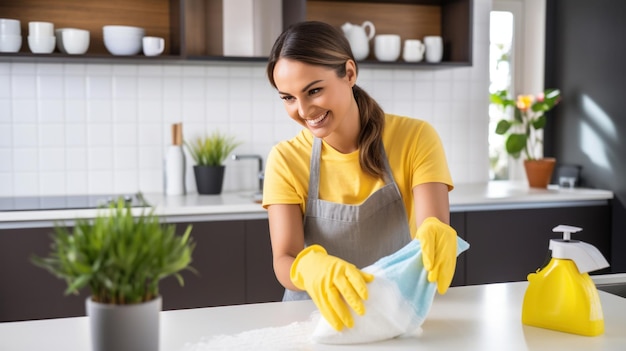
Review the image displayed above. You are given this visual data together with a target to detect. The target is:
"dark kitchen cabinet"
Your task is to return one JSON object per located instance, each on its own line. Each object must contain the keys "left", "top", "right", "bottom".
{"left": 450, "top": 211, "right": 467, "bottom": 286}
{"left": 0, "top": 218, "right": 283, "bottom": 322}
{"left": 0, "top": 225, "right": 90, "bottom": 322}
{"left": 0, "top": 0, "right": 473, "bottom": 66}
{"left": 460, "top": 204, "right": 611, "bottom": 285}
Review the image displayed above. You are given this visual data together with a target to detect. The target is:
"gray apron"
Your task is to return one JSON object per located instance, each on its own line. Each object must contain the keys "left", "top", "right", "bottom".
{"left": 284, "top": 137, "right": 411, "bottom": 301}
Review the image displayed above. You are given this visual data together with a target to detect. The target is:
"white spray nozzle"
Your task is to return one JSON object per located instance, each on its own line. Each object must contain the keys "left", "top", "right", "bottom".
{"left": 552, "top": 224, "right": 582, "bottom": 241}
{"left": 549, "top": 224, "right": 609, "bottom": 273}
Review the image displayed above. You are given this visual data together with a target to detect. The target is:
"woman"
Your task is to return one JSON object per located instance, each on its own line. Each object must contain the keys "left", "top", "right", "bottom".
{"left": 262, "top": 21, "right": 458, "bottom": 332}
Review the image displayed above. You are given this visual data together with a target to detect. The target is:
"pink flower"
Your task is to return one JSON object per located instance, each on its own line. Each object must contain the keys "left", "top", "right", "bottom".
{"left": 536, "top": 92, "right": 545, "bottom": 102}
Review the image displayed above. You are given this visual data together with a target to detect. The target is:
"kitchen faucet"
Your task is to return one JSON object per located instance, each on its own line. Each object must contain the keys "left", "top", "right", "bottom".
{"left": 232, "top": 154, "right": 264, "bottom": 194}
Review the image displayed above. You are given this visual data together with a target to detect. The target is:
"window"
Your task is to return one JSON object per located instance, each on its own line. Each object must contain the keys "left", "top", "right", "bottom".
{"left": 489, "top": 0, "right": 546, "bottom": 180}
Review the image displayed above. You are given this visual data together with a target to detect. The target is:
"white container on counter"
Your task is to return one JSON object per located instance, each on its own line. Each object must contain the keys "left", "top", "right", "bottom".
{"left": 164, "top": 123, "right": 186, "bottom": 196}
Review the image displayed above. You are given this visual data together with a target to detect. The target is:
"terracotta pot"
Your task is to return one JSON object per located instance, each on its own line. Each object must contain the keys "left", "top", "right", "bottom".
{"left": 524, "top": 158, "right": 556, "bottom": 188}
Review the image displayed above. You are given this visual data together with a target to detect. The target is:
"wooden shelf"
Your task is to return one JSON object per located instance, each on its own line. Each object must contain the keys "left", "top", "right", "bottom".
{"left": 0, "top": 0, "right": 472, "bottom": 66}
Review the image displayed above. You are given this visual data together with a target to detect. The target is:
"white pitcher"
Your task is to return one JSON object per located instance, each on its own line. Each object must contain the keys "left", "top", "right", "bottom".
{"left": 341, "top": 21, "right": 375, "bottom": 61}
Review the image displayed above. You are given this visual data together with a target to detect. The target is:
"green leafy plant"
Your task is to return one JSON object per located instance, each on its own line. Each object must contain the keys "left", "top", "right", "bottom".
{"left": 31, "top": 200, "right": 195, "bottom": 304}
{"left": 493, "top": 89, "right": 561, "bottom": 160}
{"left": 185, "top": 131, "right": 242, "bottom": 166}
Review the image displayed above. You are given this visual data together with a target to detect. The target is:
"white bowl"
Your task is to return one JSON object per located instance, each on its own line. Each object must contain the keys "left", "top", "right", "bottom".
{"left": 57, "top": 28, "right": 90, "bottom": 55}
{"left": 28, "top": 35, "right": 55, "bottom": 54}
{"left": 0, "top": 34, "right": 22, "bottom": 53}
{"left": 103, "top": 25, "right": 145, "bottom": 37}
{"left": 103, "top": 25, "right": 145, "bottom": 56}
{"left": 0, "top": 18, "right": 21, "bottom": 35}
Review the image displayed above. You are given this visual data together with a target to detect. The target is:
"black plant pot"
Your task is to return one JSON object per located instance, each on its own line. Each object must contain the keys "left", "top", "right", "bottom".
{"left": 193, "top": 165, "right": 225, "bottom": 195}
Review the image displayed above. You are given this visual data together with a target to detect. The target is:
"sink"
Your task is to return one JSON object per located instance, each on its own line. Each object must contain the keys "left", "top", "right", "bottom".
{"left": 594, "top": 273, "right": 626, "bottom": 298}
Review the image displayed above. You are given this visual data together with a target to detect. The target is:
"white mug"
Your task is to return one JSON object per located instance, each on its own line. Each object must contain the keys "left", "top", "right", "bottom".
{"left": 142, "top": 36, "right": 164, "bottom": 56}
{"left": 424, "top": 35, "right": 443, "bottom": 63}
{"left": 374, "top": 34, "right": 401, "bottom": 62}
{"left": 403, "top": 39, "right": 425, "bottom": 62}
{"left": 28, "top": 21, "right": 54, "bottom": 37}
{"left": 0, "top": 18, "right": 21, "bottom": 35}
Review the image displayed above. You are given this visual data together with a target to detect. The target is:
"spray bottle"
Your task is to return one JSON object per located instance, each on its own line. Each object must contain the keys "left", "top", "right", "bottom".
{"left": 522, "top": 224, "right": 609, "bottom": 336}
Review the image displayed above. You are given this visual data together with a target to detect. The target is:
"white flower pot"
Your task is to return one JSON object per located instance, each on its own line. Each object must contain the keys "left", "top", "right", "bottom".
{"left": 86, "top": 296, "right": 161, "bottom": 351}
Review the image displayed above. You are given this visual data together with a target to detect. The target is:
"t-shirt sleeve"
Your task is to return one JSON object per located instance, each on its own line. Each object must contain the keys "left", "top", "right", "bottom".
{"left": 262, "top": 145, "right": 304, "bottom": 209}
{"left": 410, "top": 121, "right": 454, "bottom": 191}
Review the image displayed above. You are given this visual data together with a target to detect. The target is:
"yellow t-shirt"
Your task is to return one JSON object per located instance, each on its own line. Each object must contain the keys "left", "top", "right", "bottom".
{"left": 262, "top": 114, "right": 453, "bottom": 237}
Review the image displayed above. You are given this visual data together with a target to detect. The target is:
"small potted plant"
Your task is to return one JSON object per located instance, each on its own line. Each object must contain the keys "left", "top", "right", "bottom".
{"left": 31, "top": 199, "right": 195, "bottom": 351}
{"left": 186, "top": 130, "right": 242, "bottom": 195}
{"left": 492, "top": 89, "right": 561, "bottom": 188}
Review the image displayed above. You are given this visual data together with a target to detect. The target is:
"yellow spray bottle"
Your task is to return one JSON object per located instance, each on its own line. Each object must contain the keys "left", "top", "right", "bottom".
{"left": 522, "top": 225, "right": 610, "bottom": 336}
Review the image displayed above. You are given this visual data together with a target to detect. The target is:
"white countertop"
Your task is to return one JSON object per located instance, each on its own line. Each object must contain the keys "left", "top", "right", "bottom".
{"left": 0, "top": 181, "right": 613, "bottom": 228}
{"left": 0, "top": 281, "right": 624, "bottom": 350}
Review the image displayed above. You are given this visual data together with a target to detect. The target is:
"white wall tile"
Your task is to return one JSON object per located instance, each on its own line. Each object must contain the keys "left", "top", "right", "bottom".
{"left": 13, "top": 147, "right": 39, "bottom": 172}
{"left": 113, "top": 76, "right": 138, "bottom": 99}
{"left": 13, "top": 124, "right": 38, "bottom": 147}
{"left": 38, "top": 99, "right": 64, "bottom": 122}
{"left": 65, "top": 124, "right": 87, "bottom": 146}
{"left": 13, "top": 172, "right": 38, "bottom": 195}
{"left": 0, "top": 173, "right": 13, "bottom": 196}
{"left": 39, "top": 124, "right": 65, "bottom": 147}
{"left": 0, "top": 148, "right": 12, "bottom": 172}
{"left": 66, "top": 147, "right": 87, "bottom": 170}
{"left": 38, "top": 75, "right": 63, "bottom": 98}
{"left": 87, "top": 100, "right": 112, "bottom": 122}
{"left": 39, "top": 171, "right": 66, "bottom": 195}
{"left": 65, "top": 171, "right": 88, "bottom": 194}
{"left": 88, "top": 170, "right": 114, "bottom": 193}
{"left": 0, "top": 125, "right": 12, "bottom": 147}
{"left": 0, "top": 75, "right": 10, "bottom": 98}
{"left": 114, "top": 146, "right": 138, "bottom": 169}
{"left": 39, "top": 147, "right": 65, "bottom": 171}
{"left": 12, "top": 76, "right": 36, "bottom": 99}
{"left": 87, "top": 123, "right": 113, "bottom": 146}
{"left": 87, "top": 76, "right": 112, "bottom": 99}
{"left": 0, "top": 99, "right": 11, "bottom": 122}
{"left": 65, "top": 99, "right": 86, "bottom": 122}
{"left": 88, "top": 147, "right": 113, "bottom": 170}
{"left": 12, "top": 99, "right": 37, "bottom": 122}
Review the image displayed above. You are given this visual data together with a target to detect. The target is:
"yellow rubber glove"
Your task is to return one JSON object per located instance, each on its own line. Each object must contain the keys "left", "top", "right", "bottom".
{"left": 290, "top": 245, "right": 374, "bottom": 331}
{"left": 416, "top": 217, "right": 458, "bottom": 294}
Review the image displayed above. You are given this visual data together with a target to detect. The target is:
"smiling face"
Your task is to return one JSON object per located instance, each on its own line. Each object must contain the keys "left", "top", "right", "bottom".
{"left": 273, "top": 58, "right": 360, "bottom": 153}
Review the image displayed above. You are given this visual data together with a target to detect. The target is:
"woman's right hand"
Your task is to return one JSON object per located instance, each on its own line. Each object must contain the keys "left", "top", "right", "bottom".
{"left": 290, "top": 244, "right": 374, "bottom": 331}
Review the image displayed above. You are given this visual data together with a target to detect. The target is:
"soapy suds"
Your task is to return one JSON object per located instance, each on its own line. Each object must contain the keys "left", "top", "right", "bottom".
{"left": 178, "top": 319, "right": 317, "bottom": 351}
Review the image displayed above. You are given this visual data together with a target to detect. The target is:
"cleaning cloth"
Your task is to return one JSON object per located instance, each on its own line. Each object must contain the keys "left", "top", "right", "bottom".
{"left": 311, "top": 236, "right": 470, "bottom": 344}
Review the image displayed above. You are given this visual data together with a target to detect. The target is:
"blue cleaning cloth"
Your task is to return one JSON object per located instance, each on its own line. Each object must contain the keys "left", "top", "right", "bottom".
{"left": 311, "top": 236, "right": 470, "bottom": 344}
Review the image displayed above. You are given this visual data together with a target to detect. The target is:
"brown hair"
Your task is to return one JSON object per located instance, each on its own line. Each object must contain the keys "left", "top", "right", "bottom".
{"left": 266, "top": 21, "right": 386, "bottom": 179}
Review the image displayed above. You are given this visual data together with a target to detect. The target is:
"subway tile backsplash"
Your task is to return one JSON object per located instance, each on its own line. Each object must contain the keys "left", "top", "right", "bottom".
{"left": 0, "top": 1, "right": 490, "bottom": 197}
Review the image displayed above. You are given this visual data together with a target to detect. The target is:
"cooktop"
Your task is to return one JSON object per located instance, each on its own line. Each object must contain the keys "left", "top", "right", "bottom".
{"left": 0, "top": 193, "right": 150, "bottom": 212}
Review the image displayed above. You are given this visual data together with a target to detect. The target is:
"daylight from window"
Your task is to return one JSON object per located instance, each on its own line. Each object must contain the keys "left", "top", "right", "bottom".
{"left": 489, "top": 11, "right": 514, "bottom": 180}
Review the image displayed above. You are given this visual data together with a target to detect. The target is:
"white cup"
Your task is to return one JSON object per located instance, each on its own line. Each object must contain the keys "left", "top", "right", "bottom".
{"left": 142, "top": 36, "right": 164, "bottom": 56}
{"left": 374, "top": 34, "right": 401, "bottom": 62}
{"left": 28, "top": 21, "right": 54, "bottom": 37}
{"left": 424, "top": 35, "right": 443, "bottom": 63}
{"left": 0, "top": 34, "right": 22, "bottom": 53}
{"left": 28, "top": 36, "right": 55, "bottom": 54}
{"left": 59, "top": 28, "right": 90, "bottom": 55}
{"left": 403, "top": 39, "right": 425, "bottom": 62}
{"left": 0, "top": 18, "right": 21, "bottom": 35}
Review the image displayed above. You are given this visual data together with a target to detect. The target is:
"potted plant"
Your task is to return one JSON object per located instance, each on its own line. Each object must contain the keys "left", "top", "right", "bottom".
{"left": 492, "top": 89, "right": 561, "bottom": 188}
{"left": 31, "top": 199, "right": 195, "bottom": 351}
{"left": 186, "top": 131, "right": 241, "bottom": 195}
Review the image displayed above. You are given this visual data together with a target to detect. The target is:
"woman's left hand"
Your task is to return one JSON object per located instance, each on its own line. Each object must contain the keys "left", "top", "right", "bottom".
{"left": 416, "top": 217, "right": 458, "bottom": 294}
